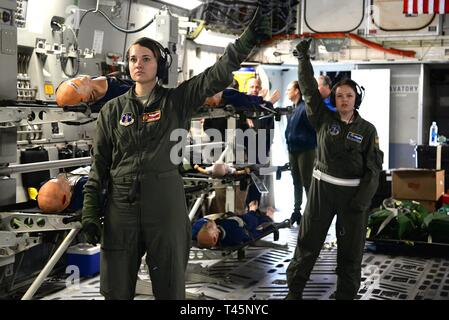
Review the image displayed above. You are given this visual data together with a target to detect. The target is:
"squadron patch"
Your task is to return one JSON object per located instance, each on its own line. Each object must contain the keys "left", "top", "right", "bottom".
{"left": 328, "top": 123, "right": 341, "bottom": 136}
{"left": 347, "top": 132, "right": 364, "bottom": 143}
{"left": 119, "top": 113, "right": 134, "bottom": 127}
{"left": 142, "top": 109, "right": 161, "bottom": 123}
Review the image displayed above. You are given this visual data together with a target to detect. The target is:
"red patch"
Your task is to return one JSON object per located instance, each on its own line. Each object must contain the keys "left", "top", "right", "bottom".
{"left": 142, "top": 110, "right": 161, "bottom": 123}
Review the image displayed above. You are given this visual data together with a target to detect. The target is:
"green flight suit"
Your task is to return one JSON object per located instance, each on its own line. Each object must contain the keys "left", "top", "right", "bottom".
{"left": 286, "top": 50, "right": 384, "bottom": 300}
{"left": 82, "top": 40, "right": 256, "bottom": 300}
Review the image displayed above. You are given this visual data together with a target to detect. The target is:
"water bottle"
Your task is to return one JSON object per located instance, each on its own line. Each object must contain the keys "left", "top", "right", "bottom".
{"left": 429, "top": 121, "right": 438, "bottom": 146}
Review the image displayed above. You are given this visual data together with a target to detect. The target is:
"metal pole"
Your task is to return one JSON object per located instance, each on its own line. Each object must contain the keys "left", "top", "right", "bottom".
{"left": 0, "top": 157, "right": 91, "bottom": 175}
{"left": 188, "top": 194, "right": 205, "bottom": 221}
{"left": 21, "top": 228, "right": 81, "bottom": 300}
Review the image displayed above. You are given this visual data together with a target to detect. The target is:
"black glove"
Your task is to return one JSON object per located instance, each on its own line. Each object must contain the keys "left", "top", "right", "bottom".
{"left": 82, "top": 221, "right": 102, "bottom": 246}
{"left": 295, "top": 38, "right": 313, "bottom": 60}
{"left": 237, "top": 4, "right": 272, "bottom": 52}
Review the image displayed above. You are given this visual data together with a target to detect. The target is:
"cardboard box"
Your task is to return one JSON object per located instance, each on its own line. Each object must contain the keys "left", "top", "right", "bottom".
{"left": 66, "top": 244, "right": 100, "bottom": 277}
{"left": 391, "top": 169, "right": 445, "bottom": 201}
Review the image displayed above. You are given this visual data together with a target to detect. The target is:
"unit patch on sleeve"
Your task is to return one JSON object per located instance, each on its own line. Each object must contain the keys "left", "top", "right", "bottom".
{"left": 347, "top": 132, "right": 363, "bottom": 143}
{"left": 142, "top": 110, "right": 161, "bottom": 123}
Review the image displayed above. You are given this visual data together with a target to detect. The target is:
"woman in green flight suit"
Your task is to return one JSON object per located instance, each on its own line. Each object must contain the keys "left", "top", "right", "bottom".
{"left": 286, "top": 39, "right": 384, "bottom": 300}
{"left": 81, "top": 7, "right": 272, "bottom": 300}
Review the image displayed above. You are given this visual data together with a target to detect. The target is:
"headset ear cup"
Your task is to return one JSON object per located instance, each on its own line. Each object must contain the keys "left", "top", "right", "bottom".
{"left": 355, "top": 93, "right": 361, "bottom": 109}
{"left": 156, "top": 56, "right": 168, "bottom": 80}
{"left": 354, "top": 82, "right": 363, "bottom": 109}
{"left": 125, "top": 61, "right": 130, "bottom": 77}
{"left": 156, "top": 48, "right": 170, "bottom": 82}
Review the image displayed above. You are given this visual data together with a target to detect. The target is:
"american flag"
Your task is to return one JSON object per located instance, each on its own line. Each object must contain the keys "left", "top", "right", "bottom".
{"left": 404, "top": 0, "right": 449, "bottom": 14}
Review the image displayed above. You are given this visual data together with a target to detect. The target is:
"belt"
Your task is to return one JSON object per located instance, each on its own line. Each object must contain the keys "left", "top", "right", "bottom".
{"left": 312, "top": 168, "right": 361, "bottom": 187}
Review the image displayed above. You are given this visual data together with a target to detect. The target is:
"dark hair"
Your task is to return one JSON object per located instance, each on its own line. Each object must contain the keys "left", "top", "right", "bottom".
{"left": 319, "top": 75, "right": 332, "bottom": 88}
{"left": 291, "top": 80, "right": 299, "bottom": 90}
{"left": 126, "top": 37, "right": 162, "bottom": 61}
{"left": 290, "top": 80, "right": 302, "bottom": 102}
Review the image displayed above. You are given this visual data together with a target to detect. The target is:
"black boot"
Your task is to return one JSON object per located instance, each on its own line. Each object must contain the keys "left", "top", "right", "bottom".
{"left": 290, "top": 211, "right": 302, "bottom": 227}
{"left": 284, "top": 291, "right": 303, "bottom": 300}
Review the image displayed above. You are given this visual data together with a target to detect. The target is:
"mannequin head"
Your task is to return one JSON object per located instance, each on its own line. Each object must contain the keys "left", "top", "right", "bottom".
{"left": 211, "top": 163, "right": 227, "bottom": 178}
{"left": 37, "top": 176, "right": 72, "bottom": 213}
{"left": 204, "top": 91, "right": 223, "bottom": 107}
{"left": 196, "top": 220, "right": 220, "bottom": 248}
{"left": 56, "top": 76, "right": 107, "bottom": 106}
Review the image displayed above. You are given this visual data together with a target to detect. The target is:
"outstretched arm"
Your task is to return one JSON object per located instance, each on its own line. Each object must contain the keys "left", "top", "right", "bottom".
{"left": 175, "top": 6, "right": 272, "bottom": 119}
{"left": 295, "top": 39, "right": 331, "bottom": 128}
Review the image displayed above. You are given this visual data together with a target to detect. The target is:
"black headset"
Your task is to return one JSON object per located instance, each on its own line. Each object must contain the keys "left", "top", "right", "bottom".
{"left": 125, "top": 38, "right": 172, "bottom": 83}
{"left": 330, "top": 78, "right": 365, "bottom": 109}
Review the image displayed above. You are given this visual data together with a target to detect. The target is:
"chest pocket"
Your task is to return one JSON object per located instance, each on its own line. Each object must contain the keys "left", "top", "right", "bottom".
{"left": 141, "top": 110, "right": 162, "bottom": 141}
{"left": 113, "top": 125, "right": 135, "bottom": 151}
{"left": 345, "top": 138, "right": 363, "bottom": 153}
{"left": 344, "top": 132, "right": 365, "bottom": 175}
{"left": 323, "top": 123, "right": 346, "bottom": 158}
{"left": 345, "top": 130, "right": 365, "bottom": 153}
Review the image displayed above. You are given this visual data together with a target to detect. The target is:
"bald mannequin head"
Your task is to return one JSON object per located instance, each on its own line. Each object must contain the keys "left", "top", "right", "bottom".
{"left": 56, "top": 76, "right": 107, "bottom": 107}
{"left": 38, "top": 176, "right": 72, "bottom": 213}
{"left": 197, "top": 220, "right": 219, "bottom": 248}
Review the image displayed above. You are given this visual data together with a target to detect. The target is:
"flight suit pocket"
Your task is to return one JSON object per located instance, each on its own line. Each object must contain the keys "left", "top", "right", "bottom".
{"left": 111, "top": 183, "right": 132, "bottom": 203}
{"left": 157, "top": 169, "right": 179, "bottom": 179}
{"left": 142, "top": 120, "right": 160, "bottom": 140}
{"left": 113, "top": 127, "right": 134, "bottom": 151}
{"left": 342, "top": 143, "right": 363, "bottom": 176}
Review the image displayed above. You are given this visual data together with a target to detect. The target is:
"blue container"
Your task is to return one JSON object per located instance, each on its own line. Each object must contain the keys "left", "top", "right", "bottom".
{"left": 66, "top": 244, "right": 100, "bottom": 277}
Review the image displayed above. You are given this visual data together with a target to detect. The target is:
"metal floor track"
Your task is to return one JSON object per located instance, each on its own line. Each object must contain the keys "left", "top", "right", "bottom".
{"left": 38, "top": 226, "right": 449, "bottom": 300}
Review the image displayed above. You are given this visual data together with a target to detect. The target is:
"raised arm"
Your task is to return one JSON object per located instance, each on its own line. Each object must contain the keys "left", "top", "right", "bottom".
{"left": 295, "top": 39, "right": 331, "bottom": 128}
{"left": 175, "top": 6, "right": 272, "bottom": 119}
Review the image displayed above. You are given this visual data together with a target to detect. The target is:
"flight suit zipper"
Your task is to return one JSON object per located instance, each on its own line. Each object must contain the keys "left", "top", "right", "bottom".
{"left": 136, "top": 100, "right": 144, "bottom": 228}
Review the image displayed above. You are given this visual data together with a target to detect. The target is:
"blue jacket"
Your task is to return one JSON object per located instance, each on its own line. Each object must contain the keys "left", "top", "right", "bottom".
{"left": 324, "top": 96, "right": 336, "bottom": 112}
{"left": 222, "top": 88, "right": 264, "bottom": 108}
{"left": 68, "top": 176, "right": 88, "bottom": 211}
{"left": 285, "top": 101, "right": 317, "bottom": 153}
{"left": 91, "top": 77, "right": 134, "bottom": 112}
